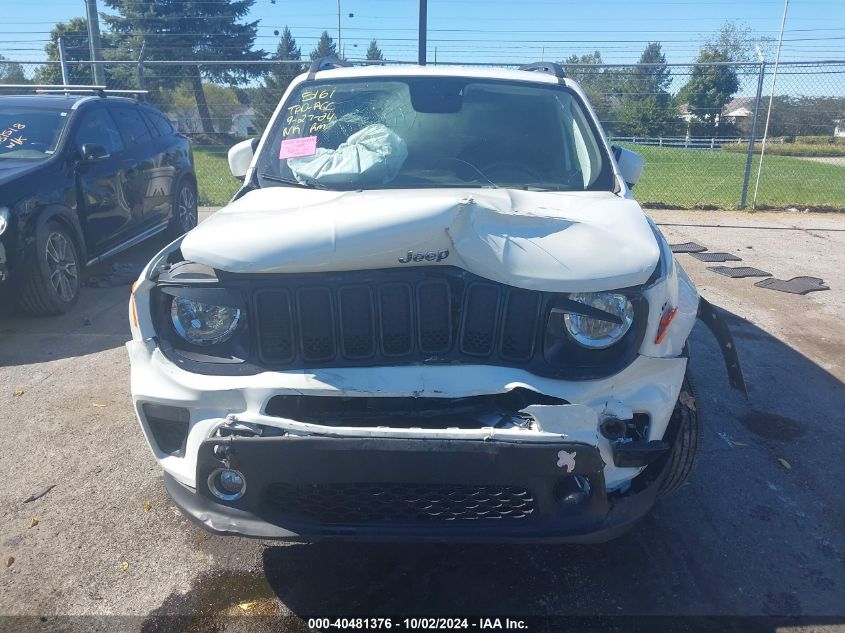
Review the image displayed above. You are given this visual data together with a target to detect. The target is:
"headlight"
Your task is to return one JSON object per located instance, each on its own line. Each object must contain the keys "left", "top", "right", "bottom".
{"left": 170, "top": 297, "right": 241, "bottom": 346}
{"left": 0, "top": 207, "right": 9, "bottom": 236}
{"left": 562, "top": 292, "right": 633, "bottom": 349}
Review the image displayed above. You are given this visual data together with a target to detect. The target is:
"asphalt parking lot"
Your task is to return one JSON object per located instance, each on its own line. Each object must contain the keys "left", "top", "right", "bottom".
{"left": 0, "top": 208, "right": 843, "bottom": 629}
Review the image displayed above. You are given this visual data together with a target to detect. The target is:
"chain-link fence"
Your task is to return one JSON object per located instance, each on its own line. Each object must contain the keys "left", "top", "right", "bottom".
{"left": 2, "top": 58, "right": 843, "bottom": 210}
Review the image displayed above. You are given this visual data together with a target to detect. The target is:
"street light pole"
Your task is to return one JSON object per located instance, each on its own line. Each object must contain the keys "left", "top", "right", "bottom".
{"left": 751, "top": 0, "right": 789, "bottom": 210}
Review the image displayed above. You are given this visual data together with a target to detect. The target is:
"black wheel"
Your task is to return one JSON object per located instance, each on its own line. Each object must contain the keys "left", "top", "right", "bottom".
{"left": 18, "top": 221, "right": 81, "bottom": 316}
{"left": 168, "top": 180, "right": 198, "bottom": 237}
{"left": 658, "top": 373, "right": 702, "bottom": 498}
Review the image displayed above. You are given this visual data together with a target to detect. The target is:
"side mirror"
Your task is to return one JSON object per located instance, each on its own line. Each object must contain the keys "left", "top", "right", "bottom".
{"left": 611, "top": 145, "right": 645, "bottom": 189}
{"left": 80, "top": 143, "right": 109, "bottom": 162}
{"left": 228, "top": 137, "right": 259, "bottom": 178}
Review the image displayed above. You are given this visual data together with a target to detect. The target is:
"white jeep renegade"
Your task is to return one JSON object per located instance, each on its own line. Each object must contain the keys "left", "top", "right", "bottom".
{"left": 127, "top": 60, "right": 744, "bottom": 542}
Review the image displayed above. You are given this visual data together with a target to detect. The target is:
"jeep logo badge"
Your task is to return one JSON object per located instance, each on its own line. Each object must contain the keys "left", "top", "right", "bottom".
{"left": 398, "top": 249, "right": 449, "bottom": 264}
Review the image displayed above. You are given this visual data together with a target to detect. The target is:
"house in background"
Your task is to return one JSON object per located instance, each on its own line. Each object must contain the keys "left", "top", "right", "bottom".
{"left": 835, "top": 119, "right": 845, "bottom": 138}
{"left": 166, "top": 104, "right": 257, "bottom": 137}
{"left": 722, "top": 97, "right": 756, "bottom": 126}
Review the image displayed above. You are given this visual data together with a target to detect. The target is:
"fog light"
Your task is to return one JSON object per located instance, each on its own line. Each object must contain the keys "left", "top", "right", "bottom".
{"left": 555, "top": 476, "right": 591, "bottom": 507}
{"left": 208, "top": 468, "right": 247, "bottom": 501}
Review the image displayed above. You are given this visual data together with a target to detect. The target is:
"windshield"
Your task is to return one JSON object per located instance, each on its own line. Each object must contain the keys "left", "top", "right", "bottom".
{"left": 0, "top": 106, "right": 69, "bottom": 160}
{"left": 255, "top": 76, "right": 613, "bottom": 192}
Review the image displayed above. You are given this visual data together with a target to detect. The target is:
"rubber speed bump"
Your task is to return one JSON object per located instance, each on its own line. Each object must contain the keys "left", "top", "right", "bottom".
{"left": 754, "top": 277, "right": 829, "bottom": 295}
{"left": 690, "top": 252, "right": 742, "bottom": 263}
{"left": 707, "top": 266, "right": 771, "bottom": 278}
{"left": 670, "top": 242, "right": 707, "bottom": 253}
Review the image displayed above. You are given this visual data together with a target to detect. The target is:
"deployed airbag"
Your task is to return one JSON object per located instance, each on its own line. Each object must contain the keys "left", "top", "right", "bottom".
{"left": 288, "top": 124, "right": 408, "bottom": 186}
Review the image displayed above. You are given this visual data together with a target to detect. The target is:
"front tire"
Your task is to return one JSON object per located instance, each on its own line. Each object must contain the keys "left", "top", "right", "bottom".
{"left": 658, "top": 374, "right": 701, "bottom": 497}
{"left": 168, "top": 180, "right": 198, "bottom": 238}
{"left": 18, "top": 221, "right": 81, "bottom": 316}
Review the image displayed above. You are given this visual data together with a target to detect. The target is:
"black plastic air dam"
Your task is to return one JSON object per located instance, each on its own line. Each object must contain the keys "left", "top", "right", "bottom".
{"left": 263, "top": 388, "right": 567, "bottom": 428}
{"left": 159, "top": 434, "right": 666, "bottom": 542}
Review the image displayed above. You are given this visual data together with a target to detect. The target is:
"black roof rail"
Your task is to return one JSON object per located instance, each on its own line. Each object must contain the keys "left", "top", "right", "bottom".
{"left": 518, "top": 62, "right": 567, "bottom": 81}
{"left": 307, "top": 56, "right": 352, "bottom": 79}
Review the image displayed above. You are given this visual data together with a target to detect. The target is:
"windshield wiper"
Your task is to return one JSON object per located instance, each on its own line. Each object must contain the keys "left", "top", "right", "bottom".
{"left": 258, "top": 172, "right": 329, "bottom": 190}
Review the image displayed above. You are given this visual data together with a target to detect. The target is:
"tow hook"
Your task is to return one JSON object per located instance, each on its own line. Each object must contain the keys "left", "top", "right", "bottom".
{"left": 697, "top": 297, "right": 748, "bottom": 396}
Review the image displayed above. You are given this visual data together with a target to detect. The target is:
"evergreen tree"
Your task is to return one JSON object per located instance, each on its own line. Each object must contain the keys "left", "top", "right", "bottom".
{"left": 616, "top": 43, "right": 677, "bottom": 136}
{"left": 103, "top": 0, "right": 266, "bottom": 134}
{"left": 366, "top": 40, "right": 384, "bottom": 62}
{"left": 310, "top": 31, "right": 338, "bottom": 60}
{"left": 254, "top": 27, "right": 303, "bottom": 133}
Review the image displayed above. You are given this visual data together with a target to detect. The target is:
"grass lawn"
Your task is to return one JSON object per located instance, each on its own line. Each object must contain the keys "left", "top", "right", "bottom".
{"left": 624, "top": 144, "right": 845, "bottom": 210}
{"left": 193, "top": 146, "right": 241, "bottom": 206}
{"left": 192, "top": 143, "right": 845, "bottom": 210}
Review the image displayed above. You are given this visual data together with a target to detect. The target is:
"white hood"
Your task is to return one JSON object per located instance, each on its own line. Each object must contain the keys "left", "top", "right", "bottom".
{"left": 181, "top": 188, "right": 659, "bottom": 292}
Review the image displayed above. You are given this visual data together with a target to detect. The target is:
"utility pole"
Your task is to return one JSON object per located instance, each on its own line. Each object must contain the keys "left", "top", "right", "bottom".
{"left": 84, "top": 0, "right": 105, "bottom": 86}
{"left": 418, "top": 0, "right": 427, "bottom": 65}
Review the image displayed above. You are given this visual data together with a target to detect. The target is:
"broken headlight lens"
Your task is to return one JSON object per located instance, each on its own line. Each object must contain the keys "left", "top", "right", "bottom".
{"left": 170, "top": 297, "right": 241, "bottom": 346}
{"left": 563, "top": 292, "right": 634, "bottom": 349}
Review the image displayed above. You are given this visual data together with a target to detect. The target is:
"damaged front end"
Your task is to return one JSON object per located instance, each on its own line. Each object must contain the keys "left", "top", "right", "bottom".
{"left": 127, "top": 191, "right": 743, "bottom": 543}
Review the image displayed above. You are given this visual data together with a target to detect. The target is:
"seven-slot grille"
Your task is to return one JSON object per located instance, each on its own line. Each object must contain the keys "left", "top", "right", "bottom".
{"left": 253, "top": 269, "right": 543, "bottom": 367}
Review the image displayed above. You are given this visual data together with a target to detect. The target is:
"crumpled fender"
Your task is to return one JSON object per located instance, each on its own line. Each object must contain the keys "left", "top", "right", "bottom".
{"left": 697, "top": 297, "right": 747, "bottom": 396}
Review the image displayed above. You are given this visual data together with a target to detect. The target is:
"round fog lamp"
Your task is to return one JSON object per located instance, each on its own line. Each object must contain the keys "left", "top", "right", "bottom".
{"left": 208, "top": 468, "right": 247, "bottom": 501}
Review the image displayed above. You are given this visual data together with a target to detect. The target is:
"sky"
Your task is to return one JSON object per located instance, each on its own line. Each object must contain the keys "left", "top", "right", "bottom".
{"left": 2, "top": 0, "right": 845, "bottom": 66}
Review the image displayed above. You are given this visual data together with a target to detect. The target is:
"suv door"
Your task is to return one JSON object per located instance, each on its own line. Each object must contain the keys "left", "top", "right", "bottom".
{"left": 72, "top": 104, "right": 133, "bottom": 257}
{"left": 109, "top": 104, "right": 162, "bottom": 232}
{"left": 139, "top": 108, "right": 179, "bottom": 226}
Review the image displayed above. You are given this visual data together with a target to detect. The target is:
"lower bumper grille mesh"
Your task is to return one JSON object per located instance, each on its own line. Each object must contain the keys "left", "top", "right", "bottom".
{"left": 263, "top": 482, "right": 536, "bottom": 524}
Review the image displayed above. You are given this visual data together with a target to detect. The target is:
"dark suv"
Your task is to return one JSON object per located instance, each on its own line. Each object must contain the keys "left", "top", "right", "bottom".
{"left": 0, "top": 93, "right": 196, "bottom": 315}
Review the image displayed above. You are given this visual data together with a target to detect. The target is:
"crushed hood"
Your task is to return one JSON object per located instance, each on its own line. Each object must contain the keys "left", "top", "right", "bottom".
{"left": 181, "top": 187, "right": 659, "bottom": 292}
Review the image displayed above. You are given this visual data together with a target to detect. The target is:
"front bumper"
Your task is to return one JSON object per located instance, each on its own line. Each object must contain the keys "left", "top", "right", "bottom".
{"left": 164, "top": 435, "right": 664, "bottom": 543}
{"left": 128, "top": 338, "right": 687, "bottom": 542}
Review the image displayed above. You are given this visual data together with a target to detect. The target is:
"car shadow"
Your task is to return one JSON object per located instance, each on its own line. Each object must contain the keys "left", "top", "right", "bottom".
{"left": 0, "top": 232, "right": 173, "bottom": 367}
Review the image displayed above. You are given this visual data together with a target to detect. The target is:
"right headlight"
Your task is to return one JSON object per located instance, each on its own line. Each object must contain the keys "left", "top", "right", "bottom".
{"left": 170, "top": 296, "right": 241, "bottom": 346}
{"left": 562, "top": 292, "right": 634, "bottom": 349}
